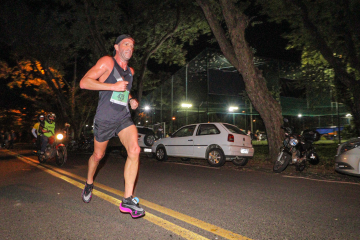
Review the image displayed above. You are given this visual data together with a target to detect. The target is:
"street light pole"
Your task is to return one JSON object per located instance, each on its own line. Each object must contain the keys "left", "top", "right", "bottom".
{"left": 229, "top": 106, "right": 238, "bottom": 125}
{"left": 181, "top": 103, "right": 192, "bottom": 125}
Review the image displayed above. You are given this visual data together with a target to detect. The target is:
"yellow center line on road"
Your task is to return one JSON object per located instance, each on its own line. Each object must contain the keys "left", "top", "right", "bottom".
{"left": 9, "top": 151, "right": 252, "bottom": 240}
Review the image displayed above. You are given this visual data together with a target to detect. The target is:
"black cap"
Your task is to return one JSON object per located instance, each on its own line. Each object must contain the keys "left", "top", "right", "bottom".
{"left": 113, "top": 34, "right": 134, "bottom": 56}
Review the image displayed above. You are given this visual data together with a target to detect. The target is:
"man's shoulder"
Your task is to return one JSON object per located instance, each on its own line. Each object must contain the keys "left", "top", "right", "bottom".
{"left": 92, "top": 56, "right": 114, "bottom": 73}
{"left": 129, "top": 67, "right": 135, "bottom": 75}
{"left": 97, "top": 56, "right": 114, "bottom": 66}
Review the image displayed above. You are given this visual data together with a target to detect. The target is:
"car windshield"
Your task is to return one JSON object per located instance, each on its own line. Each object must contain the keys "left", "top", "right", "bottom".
{"left": 222, "top": 124, "right": 246, "bottom": 135}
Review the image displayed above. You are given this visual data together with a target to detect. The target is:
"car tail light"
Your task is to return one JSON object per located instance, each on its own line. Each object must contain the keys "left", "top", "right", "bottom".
{"left": 138, "top": 135, "right": 141, "bottom": 139}
{"left": 228, "top": 134, "right": 234, "bottom": 142}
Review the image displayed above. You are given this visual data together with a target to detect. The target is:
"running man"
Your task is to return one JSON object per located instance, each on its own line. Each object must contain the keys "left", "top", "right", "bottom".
{"left": 79, "top": 34, "right": 144, "bottom": 218}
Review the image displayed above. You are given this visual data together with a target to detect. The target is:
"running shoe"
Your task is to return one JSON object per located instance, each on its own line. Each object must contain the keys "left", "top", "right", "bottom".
{"left": 119, "top": 196, "right": 145, "bottom": 218}
{"left": 82, "top": 182, "right": 93, "bottom": 203}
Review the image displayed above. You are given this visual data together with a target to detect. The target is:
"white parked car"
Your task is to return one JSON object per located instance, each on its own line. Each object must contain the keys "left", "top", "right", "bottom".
{"left": 335, "top": 137, "right": 360, "bottom": 177}
{"left": 107, "top": 126, "right": 155, "bottom": 157}
{"left": 152, "top": 122, "right": 254, "bottom": 167}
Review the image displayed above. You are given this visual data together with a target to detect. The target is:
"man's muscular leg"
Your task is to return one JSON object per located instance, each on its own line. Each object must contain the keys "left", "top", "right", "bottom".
{"left": 86, "top": 139, "right": 108, "bottom": 184}
{"left": 118, "top": 125, "right": 140, "bottom": 198}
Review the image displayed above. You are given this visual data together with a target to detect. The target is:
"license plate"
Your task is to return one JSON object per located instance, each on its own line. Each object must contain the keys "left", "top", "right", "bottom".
{"left": 144, "top": 148, "right": 152, "bottom": 152}
{"left": 241, "top": 148, "right": 249, "bottom": 154}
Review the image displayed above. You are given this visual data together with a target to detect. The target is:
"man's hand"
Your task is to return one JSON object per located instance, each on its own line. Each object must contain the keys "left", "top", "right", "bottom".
{"left": 113, "top": 81, "right": 129, "bottom": 91}
{"left": 129, "top": 99, "right": 139, "bottom": 110}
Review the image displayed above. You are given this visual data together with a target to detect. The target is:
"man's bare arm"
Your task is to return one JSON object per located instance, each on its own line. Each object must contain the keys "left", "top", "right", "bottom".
{"left": 80, "top": 56, "right": 128, "bottom": 92}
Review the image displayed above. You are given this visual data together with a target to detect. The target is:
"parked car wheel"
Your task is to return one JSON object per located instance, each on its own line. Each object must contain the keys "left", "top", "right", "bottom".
{"left": 144, "top": 134, "right": 155, "bottom": 146}
{"left": 207, "top": 148, "right": 226, "bottom": 167}
{"left": 156, "top": 146, "right": 168, "bottom": 161}
{"left": 232, "top": 157, "right": 248, "bottom": 166}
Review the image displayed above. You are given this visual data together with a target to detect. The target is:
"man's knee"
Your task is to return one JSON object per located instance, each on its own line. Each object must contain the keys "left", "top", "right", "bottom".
{"left": 92, "top": 151, "right": 105, "bottom": 162}
{"left": 127, "top": 145, "right": 140, "bottom": 158}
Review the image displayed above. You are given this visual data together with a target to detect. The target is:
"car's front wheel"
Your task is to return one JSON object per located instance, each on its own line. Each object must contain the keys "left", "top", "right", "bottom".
{"left": 155, "top": 146, "right": 168, "bottom": 161}
{"left": 207, "top": 148, "right": 225, "bottom": 167}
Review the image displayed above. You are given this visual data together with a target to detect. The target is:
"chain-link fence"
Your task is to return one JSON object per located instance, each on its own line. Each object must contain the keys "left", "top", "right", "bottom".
{"left": 142, "top": 49, "right": 350, "bottom": 134}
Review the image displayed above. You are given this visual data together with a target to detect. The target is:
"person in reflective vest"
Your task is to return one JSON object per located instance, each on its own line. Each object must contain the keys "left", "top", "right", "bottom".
{"left": 40, "top": 112, "right": 56, "bottom": 154}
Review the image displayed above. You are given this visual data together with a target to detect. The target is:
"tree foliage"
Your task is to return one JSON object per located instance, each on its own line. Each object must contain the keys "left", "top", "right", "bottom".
{"left": 0, "top": 0, "right": 211, "bottom": 134}
{"left": 258, "top": 0, "right": 360, "bottom": 134}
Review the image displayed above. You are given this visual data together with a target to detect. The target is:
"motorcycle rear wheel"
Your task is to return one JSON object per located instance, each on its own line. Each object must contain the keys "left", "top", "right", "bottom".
{"left": 56, "top": 146, "right": 67, "bottom": 166}
{"left": 273, "top": 151, "right": 291, "bottom": 173}
{"left": 38, "top": 154, "right": 47, "bottom": 164}
{"left": 296, "top": 161, "right": 306, "bottom": 172}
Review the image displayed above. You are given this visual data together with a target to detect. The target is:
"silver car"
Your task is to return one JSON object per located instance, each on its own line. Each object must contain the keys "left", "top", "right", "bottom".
{"left": 335, "top": 137, "right": 360, "bottom": 177}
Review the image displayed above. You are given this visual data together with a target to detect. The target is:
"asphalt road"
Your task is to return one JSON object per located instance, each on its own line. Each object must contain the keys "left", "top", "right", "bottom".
{"left": 1, "top": 144, "right": 359, "bottom": 240}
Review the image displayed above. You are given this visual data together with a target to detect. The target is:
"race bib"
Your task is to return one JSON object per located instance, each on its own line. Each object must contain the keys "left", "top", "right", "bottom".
{"left": 110, "top": 90, "right": 129, "bottom": 106}
{"left": 110, "top": 66, "right": 130, "bottom": 106}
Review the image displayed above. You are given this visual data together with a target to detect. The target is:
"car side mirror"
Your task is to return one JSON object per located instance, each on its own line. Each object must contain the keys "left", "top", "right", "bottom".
{"left": 283, "top": 118, "right": 289, "bottom": 123}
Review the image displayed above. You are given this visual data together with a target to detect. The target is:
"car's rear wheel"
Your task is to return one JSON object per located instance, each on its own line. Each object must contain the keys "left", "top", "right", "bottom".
{"left": 155, "top": 146, "right": 168, "bottom": 161}
{"left": 207, "top": 148, "right": 225, "bottom": 167}
{"left": 232, "top": 157, "right": 248, "bottom": 166}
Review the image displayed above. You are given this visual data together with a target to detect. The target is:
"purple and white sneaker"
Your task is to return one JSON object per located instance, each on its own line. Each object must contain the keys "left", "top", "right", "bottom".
{"left": 82, "top": 182, "right": 93, "bottom": 203}
{"left": 119, "top": 196, "right": 145, "bottom": 218}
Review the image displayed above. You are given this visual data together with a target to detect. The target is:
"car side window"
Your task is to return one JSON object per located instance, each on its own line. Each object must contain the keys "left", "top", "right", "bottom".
{"left": 197, "top": 124, "right": 220, "bottom": 136}
{"left": 173, "top": 125, "right": 196, "bottom": 137}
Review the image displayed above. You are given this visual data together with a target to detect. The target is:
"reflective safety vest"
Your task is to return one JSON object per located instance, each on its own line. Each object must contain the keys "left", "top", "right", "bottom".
{"left": 43, "top": 121, "right": 55, "bottom": 138}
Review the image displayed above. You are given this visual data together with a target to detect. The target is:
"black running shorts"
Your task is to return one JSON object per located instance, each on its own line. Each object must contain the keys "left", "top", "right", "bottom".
{"left": 93, "top": 117, "right": 134, "bottom": 142}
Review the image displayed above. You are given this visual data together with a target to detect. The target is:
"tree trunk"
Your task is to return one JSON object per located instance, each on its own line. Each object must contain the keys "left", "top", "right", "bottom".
{"left": 196, "top": 0, "right": 284, "bottom": 160}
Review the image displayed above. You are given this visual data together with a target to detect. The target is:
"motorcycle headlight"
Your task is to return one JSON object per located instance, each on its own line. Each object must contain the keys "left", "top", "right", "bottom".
{"left": 289, "top": 138, "right": 298, "bottom": 146}
{"left": 56, "top": 134, "right": 64, "bottom": 140}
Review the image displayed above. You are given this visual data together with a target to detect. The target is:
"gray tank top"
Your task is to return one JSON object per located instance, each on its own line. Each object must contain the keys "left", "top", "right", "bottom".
{"left": 94, "top": 58, "right": 133, "bottom": 123}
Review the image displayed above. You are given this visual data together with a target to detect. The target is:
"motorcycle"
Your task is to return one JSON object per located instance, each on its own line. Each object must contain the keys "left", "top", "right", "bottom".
{"left": 68, "top": 136, "right": 94, "bottom": 153}
{"left": 273, "top": 118, "right": 320, "bottom": 173}
{"left": 38, "top": 133, "right": 67, "bottom": 166}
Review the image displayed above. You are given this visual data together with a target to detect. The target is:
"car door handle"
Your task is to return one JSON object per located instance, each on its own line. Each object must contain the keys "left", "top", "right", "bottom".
{"left": 188, "top": 139, "right": 193, "bottom": 141}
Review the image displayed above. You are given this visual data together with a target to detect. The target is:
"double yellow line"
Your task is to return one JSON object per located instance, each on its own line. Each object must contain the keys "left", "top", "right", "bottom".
{"left": 9, "top": 151, "right": 252, "bottom": 240}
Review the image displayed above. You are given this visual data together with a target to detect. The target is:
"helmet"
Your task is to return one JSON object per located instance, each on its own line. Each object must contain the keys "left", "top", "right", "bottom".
{"left": 46, "top": 112, "right": 56, "bottom": 123}
{"left": 37, "top": 114, "right": 45, "bottom": 122}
